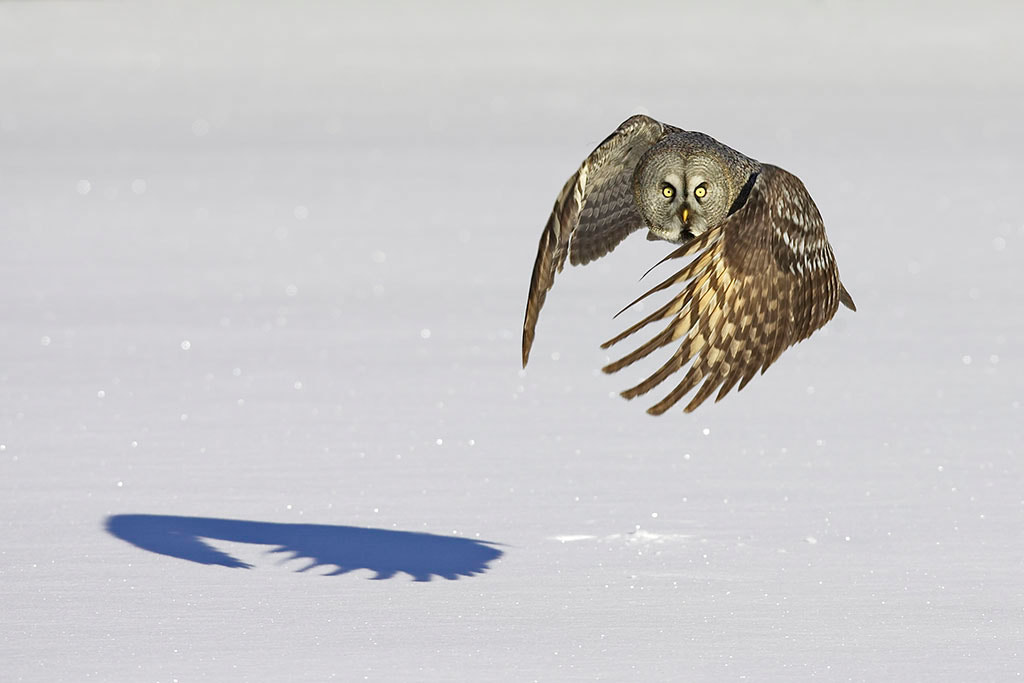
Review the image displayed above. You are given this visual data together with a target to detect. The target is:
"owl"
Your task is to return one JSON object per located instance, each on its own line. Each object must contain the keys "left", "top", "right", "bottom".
{"left": 522, "top": 114, "right": 855, "bottom": 414}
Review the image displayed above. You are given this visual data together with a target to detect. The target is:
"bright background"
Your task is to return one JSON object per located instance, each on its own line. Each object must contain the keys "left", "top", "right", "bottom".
{"left": 2, "top": 2, "right": 1022, "bottom": 680}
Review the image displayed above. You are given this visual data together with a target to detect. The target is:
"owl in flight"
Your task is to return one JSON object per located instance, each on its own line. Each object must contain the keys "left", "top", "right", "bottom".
{"left": 522, "top": 114, "right": 855, "bottom": 414}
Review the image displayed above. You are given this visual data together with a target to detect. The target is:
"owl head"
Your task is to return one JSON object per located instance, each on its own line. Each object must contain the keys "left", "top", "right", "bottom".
{"left": 632, "top": 133, "right": 751, "bottom": 243}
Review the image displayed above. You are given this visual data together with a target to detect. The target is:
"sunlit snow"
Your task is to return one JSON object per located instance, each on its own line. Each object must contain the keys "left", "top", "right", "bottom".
{"left": 2, "top": 2, "right": 1022, "bottom": 680}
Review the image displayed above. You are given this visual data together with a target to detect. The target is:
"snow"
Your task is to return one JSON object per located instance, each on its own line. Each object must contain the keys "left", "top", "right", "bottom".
{"left": 2, "top": 1, "right": 1022, "bottom": 680}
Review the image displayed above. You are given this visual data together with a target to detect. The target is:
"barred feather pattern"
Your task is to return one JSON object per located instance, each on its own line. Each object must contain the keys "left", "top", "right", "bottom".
{"left": 601, "top": 165, "right": 854, "bottom": 414}
{"left": 521, "top": 114, "right": 679, "bottom": 367}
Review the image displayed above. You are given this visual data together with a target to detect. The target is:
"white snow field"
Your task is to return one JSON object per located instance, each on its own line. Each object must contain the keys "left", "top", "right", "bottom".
{"left": 2, "top": 2, "right": 1022, "bottom": 680}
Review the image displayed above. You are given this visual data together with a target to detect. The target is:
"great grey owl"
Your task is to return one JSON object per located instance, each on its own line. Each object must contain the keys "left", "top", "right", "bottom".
{"left": 522, "top": 114, "right": 855, "bottom": 415}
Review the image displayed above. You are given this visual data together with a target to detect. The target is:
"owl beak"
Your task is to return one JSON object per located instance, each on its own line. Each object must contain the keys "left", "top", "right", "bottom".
{"left": 680, "top": 206, "right": 690, "bottom": 224}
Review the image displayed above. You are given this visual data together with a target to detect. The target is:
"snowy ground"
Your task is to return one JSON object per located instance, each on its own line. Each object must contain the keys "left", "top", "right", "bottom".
{"left": 2, "top": 2, "right": 1023, "bottom": 680}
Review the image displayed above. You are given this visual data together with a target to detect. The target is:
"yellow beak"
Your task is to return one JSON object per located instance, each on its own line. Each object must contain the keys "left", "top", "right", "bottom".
{"left": 681, "top": 207, "right": 689, "bottom": 223}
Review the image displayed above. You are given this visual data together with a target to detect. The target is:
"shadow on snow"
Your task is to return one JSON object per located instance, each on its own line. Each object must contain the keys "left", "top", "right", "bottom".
{"left": 105, "top": 514, "right": 504, "bottom": 581}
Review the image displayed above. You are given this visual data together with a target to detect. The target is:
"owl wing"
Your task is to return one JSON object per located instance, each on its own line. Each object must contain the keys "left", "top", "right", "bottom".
{"left": 601, "top": 164, "right": 856, "bottom": 414}
{"left": 522, "top": 114, "right": 681, "bottom": 367}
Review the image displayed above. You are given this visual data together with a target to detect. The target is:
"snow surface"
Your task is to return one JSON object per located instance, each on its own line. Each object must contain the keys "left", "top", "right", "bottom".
{"left": 2, "top": 2, "right": 1023, "bottom": 680}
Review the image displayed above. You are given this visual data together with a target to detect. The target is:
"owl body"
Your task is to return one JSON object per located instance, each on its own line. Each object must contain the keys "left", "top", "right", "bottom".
{"left": 522, "top": 114, "right": 855, "bottom": 414}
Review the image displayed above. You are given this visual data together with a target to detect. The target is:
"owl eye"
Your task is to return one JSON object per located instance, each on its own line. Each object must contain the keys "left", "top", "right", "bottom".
{"left": 661, "top": 184, "right": 675, "bottom": 199}
{"left": 694, "top": 183, "right": 708, "bottom": 200}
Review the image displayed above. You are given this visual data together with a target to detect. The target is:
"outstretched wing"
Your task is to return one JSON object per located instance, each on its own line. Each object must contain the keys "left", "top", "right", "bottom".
{"left": 521, "top": 114, "right": 681, "bottom": 367}
{"left": 601, "top": 165, "right": 856, "bottom": 414}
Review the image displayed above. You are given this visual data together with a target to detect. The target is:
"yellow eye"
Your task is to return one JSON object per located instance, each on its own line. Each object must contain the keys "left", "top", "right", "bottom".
{"left": 662, "top": 185, "right": 675, "bottom": 198}
{"left": 694, "top": 184, "right": 707, "bottom": 199}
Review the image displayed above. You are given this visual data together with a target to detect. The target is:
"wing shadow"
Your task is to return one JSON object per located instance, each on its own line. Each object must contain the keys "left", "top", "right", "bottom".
{"left": 106, "top": 514, "right": 504, "bottom": 581}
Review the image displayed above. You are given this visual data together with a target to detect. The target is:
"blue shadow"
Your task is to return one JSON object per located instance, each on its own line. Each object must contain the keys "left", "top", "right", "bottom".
{"left": 106, "top": 514, "right": 504, "bottom": 581}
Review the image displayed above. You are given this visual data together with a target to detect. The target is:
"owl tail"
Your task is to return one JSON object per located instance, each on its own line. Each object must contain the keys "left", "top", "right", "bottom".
{"left": 839, "top": 283, "right": 856, "bottom": 312}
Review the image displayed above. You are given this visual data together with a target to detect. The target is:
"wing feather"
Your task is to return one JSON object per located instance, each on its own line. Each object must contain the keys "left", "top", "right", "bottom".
{"left": 522, "top": 114, "right": 679, "bottom": 366}
{"left": 604, "top": 165, "right": 854, "bottom": 414}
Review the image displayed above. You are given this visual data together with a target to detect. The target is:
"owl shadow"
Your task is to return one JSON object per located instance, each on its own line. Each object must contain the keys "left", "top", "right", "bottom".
{"left": 106, "top": 514, "right": 504, "bottom": 581}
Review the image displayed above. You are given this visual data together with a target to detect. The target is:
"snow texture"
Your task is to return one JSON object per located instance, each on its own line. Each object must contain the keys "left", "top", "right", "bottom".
{"left": 2, "top": 2, "right": 1022, "bottom": 680}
